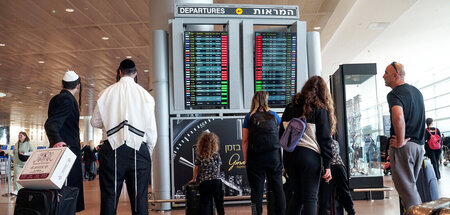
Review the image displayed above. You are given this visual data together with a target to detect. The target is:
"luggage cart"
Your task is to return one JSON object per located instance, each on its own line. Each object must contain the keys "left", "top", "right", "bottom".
{"left": 1, "top": 155, "right": 14, "bottom": 197}
{"left": 443, "top": 145, "right": 449, "bottom": 167}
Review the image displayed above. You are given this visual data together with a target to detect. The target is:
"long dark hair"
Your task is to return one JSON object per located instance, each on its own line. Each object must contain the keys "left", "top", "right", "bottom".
{"left": 250, "top": 91, "right": 270, "bottom": 116}
{"left": 18, "top": 131, "right": 30, "bottom": 143}
{"left": 294, "top": 76, "right": 336, "bottom": 134}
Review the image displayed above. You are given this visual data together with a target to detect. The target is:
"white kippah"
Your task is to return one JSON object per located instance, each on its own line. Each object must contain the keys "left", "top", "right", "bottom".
{"left": 63, "top": 70, "right": 79, "bottom": 82}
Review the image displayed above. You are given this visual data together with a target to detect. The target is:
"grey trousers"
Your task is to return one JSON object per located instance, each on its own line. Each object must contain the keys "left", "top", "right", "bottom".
{"left": 389, "top": 141, "right": 424, "bottom": 211}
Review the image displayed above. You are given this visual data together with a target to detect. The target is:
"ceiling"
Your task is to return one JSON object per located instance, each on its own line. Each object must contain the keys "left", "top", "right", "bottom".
{"left": 0, "top": 0, "right": 339, "bottom": 128}
{"left": 3, "top": 0, "right": 443, "bottom": 130}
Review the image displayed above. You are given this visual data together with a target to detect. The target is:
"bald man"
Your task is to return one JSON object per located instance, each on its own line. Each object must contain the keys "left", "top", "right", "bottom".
{"left": 383, "top": 62, "right": 425, "bottom": 211}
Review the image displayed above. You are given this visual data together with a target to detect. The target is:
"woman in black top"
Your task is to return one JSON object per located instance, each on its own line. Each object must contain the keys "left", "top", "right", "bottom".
{"left": 280, "top": 76, "right": 334, "bottom": 215}
{"left": 425, "top": 118, "right": 441, "bottom": 180}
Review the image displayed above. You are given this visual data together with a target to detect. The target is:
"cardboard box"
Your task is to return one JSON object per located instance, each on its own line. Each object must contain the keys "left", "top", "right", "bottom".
{"left": 17, "top": 147, "right": 76, "bottom": 189}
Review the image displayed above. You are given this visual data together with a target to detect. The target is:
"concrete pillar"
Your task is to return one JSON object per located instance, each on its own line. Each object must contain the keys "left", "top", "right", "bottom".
{"left": 148, "top": 0, "right": 212, "bottom": 211}
{"left": 84, "top": 116, "right": 93, "bottom": 144}
{"left": 307, "top": 31, "right": 323, "bottom": 77}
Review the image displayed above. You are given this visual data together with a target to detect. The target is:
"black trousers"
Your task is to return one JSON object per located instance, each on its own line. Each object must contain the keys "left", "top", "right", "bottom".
{"left": 246, "top": 149, "right": 286, "bottom": 215}
{"left": 318, "top": 164, "right": 355, "bottom": 215}
{"left": 98, "top": 141, "right": 151, "bottom": 215}
{"left": 284, "top": 147, "right": 321, "bottom": 215}
{"left": 67, "top": 147, "right": 85, "bottom": 212}
{"left": 199, "top": 179, "right": 225, "bottom": 215}
{"left": 425, "top": 144, "right": 441, "bottom": 179}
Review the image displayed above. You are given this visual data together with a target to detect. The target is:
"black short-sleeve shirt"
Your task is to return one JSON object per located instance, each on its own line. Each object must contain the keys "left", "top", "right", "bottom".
{"left": 387, "top": 83, "right": 425, "bottom": 144}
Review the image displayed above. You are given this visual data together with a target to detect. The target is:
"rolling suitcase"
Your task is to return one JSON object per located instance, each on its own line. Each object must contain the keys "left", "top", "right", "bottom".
{"left": 54, "top": 186, "right": 79, "bottom": 214}
{"left": 436, "top": 205, "right": 450, "bottom": 215}
{"left": 14, "top": 188, "right": 56, "bottom": 215}
{"left": 14, "top": 186, "right": 79, "bottom": 215}
{"left": 406, "top": 198, "right": 450, "bottom": 215}
{"left": 185, "top": 182, "right": 201, "bottom": 215}
{"left": 416, "top": 159, "right": 439, "bottom": 202}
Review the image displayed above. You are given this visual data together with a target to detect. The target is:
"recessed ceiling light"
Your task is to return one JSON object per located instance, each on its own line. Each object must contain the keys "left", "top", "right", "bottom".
{"left": 102, "top": 37, "right": 109, "bottom": 40}
{"left": 0, "top": 92, "right": 6, "bottom": 97}
{"left": 50, "top": 93, "right": 54, "bottom": 96}
{"left": 26, "top": 86, "right": 31, "bottom": 89}
{"left": 144, "top": 70, "right": 149, "bottom": 73}
{"left": 367, "top": 22, "right": 390, "bottom": 30}
{"left": 38, "top": 61, "right": 45, "bottom": 64}
{"left": 52, "top": 10, "right": 56, "bottom": 13}
{"left": 90, "top": 83, "right": 94, "bottom": 86}
{"left": 18, "top": 101, "right": 23, "bottom": 104}
{"left": 65, "top": 8, "right": 74, "bottom": 13}
{"left": 313, "top": 27, "right": 321, "bottom": 30}
{"left": 126, "top": 56, "right": 132, "bottom": 59}
{"left": 0, "top": 43, "right": 5, "bottom": 47}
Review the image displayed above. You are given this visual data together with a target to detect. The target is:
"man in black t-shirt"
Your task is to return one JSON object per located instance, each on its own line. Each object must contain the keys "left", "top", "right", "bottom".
{"left": 383, "top": 62, "right": 425, "bottom": 211}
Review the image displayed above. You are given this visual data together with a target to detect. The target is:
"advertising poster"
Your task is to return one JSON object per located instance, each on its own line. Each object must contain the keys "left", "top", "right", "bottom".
{"left": 171, "top": 117, "right": 250, "bottom": 201}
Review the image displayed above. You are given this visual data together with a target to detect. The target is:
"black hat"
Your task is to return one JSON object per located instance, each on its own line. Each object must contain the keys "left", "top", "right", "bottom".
{"left": 119, "top": 59, "right": 135, "bottom": 70}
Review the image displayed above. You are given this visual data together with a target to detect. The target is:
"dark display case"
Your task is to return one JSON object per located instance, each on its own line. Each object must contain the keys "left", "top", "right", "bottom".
{"left": 330, "top": 63, "right": 384, "bottom": 200}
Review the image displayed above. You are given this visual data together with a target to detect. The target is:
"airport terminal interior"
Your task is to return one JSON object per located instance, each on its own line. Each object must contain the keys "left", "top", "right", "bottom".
{"left": 1, "top": 0, "right": 450, "bottom": 214}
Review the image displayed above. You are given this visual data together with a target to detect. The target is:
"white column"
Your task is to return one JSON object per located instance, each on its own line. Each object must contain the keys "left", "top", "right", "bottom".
{"left": 83, "top": 117, "right": 93, "bottom": 144}
{"left": 148, "top": 0, "right": 212, "bottom": 211}
{"left": 307, "top": 31, "right": 323, "bottom": 77}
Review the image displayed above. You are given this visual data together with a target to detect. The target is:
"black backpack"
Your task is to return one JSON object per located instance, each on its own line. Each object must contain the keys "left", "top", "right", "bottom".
{"left": 249, "top": 111, "right": 280, "bottom": 153}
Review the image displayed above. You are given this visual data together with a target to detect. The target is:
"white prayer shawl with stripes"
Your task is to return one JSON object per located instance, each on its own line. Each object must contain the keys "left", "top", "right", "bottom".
{"left": 96, "top": 77, "right": 157, "bottom": 152}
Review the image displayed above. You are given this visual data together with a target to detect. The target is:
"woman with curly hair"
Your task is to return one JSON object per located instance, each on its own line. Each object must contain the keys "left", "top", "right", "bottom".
{"left": 189, "top": 131, "right": 224, "bottom": 215}
{"left": 280, "top": 76, "right": 335, "bottom": 215}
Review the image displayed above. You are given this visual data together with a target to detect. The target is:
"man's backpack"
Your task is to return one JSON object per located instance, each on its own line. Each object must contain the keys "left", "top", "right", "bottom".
{"left": 248, "top": 111, "right": 280, "bottom": 153}
{"left": 426, "top": 128, "right": 441, "bottom": 150}
{"left": 280, "top": 117, "right": 307, "bottom": 152}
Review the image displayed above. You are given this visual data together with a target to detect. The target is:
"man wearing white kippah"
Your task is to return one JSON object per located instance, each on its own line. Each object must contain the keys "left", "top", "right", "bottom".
{"left": 91, "top": 59, "right": 157, "bottom": 215}
{"left": 45, "top": 70, "right": 85, "bottom": 212}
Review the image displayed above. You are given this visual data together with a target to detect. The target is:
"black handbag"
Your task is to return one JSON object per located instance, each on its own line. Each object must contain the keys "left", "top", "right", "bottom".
{"left": 18, "top": 143, "right": 30, "bottom": 162}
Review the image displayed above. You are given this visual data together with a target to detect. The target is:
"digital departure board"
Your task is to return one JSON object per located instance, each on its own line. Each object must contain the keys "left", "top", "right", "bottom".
{"left": 255, "top": 32, "right": 296, "bottom": 107}
{"left": 185, "top": 31, "right": 229, "bottom": 109}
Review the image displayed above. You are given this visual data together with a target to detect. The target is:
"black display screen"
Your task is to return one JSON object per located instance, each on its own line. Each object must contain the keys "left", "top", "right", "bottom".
{"left": 255, "top": 32, "right": 296, "bottom": 107}
{"left": 184, "top": 31, "right": 229, "bottom": 109}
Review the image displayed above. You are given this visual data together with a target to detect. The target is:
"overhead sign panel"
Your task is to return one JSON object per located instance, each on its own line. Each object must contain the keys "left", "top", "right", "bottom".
{"left": 175, "top": 4, "right": 298, "bottom": 19}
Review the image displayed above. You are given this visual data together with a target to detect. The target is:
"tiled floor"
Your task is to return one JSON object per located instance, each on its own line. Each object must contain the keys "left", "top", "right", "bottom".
{"left": 1, "top": 164, "right": 449, "bottom": 214}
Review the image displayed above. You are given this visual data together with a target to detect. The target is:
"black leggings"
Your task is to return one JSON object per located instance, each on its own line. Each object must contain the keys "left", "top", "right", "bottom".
{"left": 246, "top": 149, "right": 286, "bottom": 215}
{"left": 284, "top": 147, "right": 321, "bottom": 215}
{"left": 425, "top": 144, "right": 441, "bottom": 179}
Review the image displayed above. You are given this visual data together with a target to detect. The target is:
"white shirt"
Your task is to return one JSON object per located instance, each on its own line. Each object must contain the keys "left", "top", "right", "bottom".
{"left": 91, "top": 77, "right": 157, "bottom": 155}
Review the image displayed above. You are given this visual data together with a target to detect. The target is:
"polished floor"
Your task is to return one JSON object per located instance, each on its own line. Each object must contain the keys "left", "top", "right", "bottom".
{"left": 1, "top": 164, "right": 449, "bottom": 215}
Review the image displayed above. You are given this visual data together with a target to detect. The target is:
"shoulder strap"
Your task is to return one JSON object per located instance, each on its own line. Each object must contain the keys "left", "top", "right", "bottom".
{"left": 426, "top": 128, "right": 432, "bottom": 135}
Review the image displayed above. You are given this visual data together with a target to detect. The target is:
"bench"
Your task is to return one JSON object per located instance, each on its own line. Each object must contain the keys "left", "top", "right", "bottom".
{"left": 149, "top": 195, "right": 255, "bottom": 203}
{"left": 353, "top": 186, "right": 394, "bottom": 201}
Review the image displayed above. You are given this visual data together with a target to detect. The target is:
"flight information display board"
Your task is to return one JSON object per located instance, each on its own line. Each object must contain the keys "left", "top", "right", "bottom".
{"left": 255, "top": 32, "right": 296, "bottom": 107}
{"left": 185, "top": 31, "right": 229, "bottom": 109}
